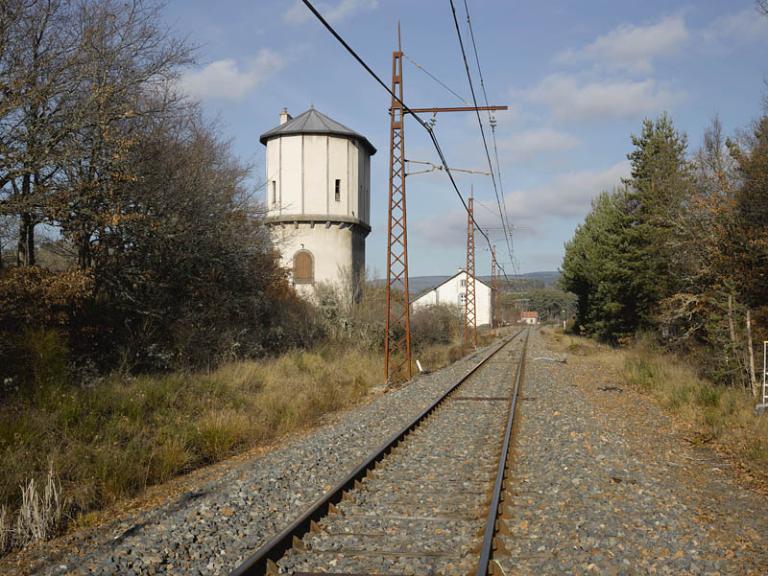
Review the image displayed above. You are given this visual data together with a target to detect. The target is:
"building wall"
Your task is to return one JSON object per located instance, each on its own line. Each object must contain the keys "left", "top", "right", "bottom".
{"left": 265, "top": 134, "right": 370, "bottom": 226}
{"left": 270, "top": 222, "right": 365, "bottom": 298}
{"left": 412, "top": 272, "right": 492, "bottom": 326}
{"left": 264, "top": 131, "right": 372, "bottom": 302}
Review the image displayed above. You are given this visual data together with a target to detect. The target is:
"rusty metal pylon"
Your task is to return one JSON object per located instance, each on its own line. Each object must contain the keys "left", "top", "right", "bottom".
{"left": 464, "top": 195, "right": 477, "bottom": 347}
{"left": 491, "top": 245, "right": 499, "bottom": 328}
{"left": 384, "top": 28, "right": 411, "bottom": 382}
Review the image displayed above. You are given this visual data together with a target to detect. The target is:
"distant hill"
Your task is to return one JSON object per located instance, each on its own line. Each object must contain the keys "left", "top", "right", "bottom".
{"left": 373, "top": 271, "right": 561, "bottom": 296}
{"left": 514, "top": 271, "right": 561, "bottom": 287}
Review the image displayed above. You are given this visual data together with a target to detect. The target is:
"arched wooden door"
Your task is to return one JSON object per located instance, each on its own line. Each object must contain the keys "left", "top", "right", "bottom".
{"left": 293, "top": 250, "right": 314, "bottom": 284}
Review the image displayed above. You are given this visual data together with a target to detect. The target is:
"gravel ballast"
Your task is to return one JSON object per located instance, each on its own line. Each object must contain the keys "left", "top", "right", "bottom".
{"left": 277, "top": 336, "right": 526, "bottom": 575}
{"left": 493, "top": 331, "right": 768, "bottom": 575}
{"left": 8, "top": 338, "right": 510, "bottom": 576}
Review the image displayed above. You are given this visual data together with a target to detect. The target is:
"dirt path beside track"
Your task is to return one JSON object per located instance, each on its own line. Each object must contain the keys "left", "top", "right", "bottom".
{"left": 493, "top": 330, "right": 767, "bottom": 575}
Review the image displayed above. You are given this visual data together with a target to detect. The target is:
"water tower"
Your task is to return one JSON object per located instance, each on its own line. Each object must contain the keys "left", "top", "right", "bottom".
{"left": 260, "top": 107, "right": 376, "bottom": 300}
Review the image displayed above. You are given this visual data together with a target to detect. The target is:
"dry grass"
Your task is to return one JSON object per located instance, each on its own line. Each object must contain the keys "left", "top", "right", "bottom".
{"left": 0, "top": 345, "right": 379, "bottom": 553}
{"left": 0, "top": 331, "right": 481, "bottom": 556}
{"left": 0, "top": 466, "right": 61, "bottom": 554}
{"left": 0, "top": 506, "right": 8, "bottom": 554}
{"left": 545, "top": 328, "right": 768, "bottom": 483}
{"left": 623, "top": 343, "right": 768, "bottom": 479}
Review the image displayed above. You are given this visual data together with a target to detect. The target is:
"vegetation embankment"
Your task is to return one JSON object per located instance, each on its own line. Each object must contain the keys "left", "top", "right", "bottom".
{"left": 552, "top": 331, "right": 768, "bottom": 486}
{"left": 0, "top": 0, "right": 493, "bottom": 556}
{"left": 0, "top": 288, "right": 480, "bottom": 555}
{"left": 561, "top": 110, "right": 767, "bottom": 394}
{"left": 0, "top": 346, "right": 377, "bottom": 544}
{"left": 558, "top": 92, "right": 768, "bottom": 491}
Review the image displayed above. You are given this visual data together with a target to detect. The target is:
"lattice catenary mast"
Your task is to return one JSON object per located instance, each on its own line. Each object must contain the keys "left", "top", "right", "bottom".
{"left": 383, "top": 27, "right": 508, "bottom": 381}
{"left": 491, "top": 245, "right": 499, "bottom": 328}
{"left": 464, "top": 194, "right": 477, "bottom": 348}
{"left": 384, "top": 26, "right": 412, "bottom": 382}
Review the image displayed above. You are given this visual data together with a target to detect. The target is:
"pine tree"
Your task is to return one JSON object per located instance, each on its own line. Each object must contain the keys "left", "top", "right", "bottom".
{"left": 728, "top": 117, "right": 768, "bottom": 310}
{"left": 562, "top": 114, "right": 693, "bottom": 342}
{"left": 623, "top": 113, "right": 692, "bottom": 329}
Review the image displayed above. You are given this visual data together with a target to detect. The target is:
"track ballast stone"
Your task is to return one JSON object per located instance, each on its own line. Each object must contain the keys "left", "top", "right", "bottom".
{"left": 492, "top": 330, "right": 768, "bottom": 576}
{"left": 278, "top": 337, "right": 525, "bottom": 575}
{"left": 12, "top": 340, "right": 504, "bottom": 576}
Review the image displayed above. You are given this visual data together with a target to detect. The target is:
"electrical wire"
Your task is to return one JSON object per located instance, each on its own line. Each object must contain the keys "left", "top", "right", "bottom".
{"left": 298, "top": 0, "right": 515, "bottom": 283}
{"left": 448, "top": 0, "right": 515, "bottom": 271}
{"left": 461, "top": 0, "right": 516, "bottom": 272}
{"left": 402, "top": 52, "right": 469, "bottom": 105}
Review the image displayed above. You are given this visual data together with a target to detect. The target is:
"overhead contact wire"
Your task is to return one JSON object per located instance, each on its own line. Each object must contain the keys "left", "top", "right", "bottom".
{"left": 449, "top": 0, "right": 515, "bottom": 270}
{"left": 461, "top": 0, "right": 517, "bottom": 272}
{"left": 299, "top": 0, "right": 515, "bottom": 283}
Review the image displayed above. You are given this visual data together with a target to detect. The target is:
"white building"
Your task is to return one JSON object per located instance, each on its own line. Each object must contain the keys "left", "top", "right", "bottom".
{"left": 521, "top": 311, "right": 539, "bottom": 325}
{"left": 411, "top": 270, "right": 493, "bottom": 327}
{"left": 260, "top": 107, "right": 376, "bottom": 300}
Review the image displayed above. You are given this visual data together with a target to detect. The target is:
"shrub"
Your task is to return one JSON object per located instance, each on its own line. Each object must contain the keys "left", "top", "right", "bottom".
{"left": 0, "top": 268, "right": 93, "bottom": 387}
{"left": 411, "top": 304, "right": 461, "bottom": 349}
{"left": 21, "top": 329, "right": 70, "bottom": 389}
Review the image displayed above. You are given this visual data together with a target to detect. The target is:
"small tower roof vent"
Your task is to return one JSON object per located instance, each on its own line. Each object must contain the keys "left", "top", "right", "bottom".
{"left": 260, "top": 107, "right": 376, "bottom": 155}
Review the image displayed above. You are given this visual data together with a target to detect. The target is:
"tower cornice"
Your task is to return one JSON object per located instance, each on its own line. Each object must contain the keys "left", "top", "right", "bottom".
{"left": 266, "top": 214, "right": 371, "bottom": 237}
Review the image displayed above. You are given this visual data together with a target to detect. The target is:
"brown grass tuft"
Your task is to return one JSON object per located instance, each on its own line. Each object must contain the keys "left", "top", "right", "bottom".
{"left": 623, "top": 344, "right": 768, "bottom": 477}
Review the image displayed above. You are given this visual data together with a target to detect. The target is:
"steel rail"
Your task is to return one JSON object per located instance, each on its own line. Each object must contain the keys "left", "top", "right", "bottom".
{"left": 229, "top": 329, "right": 525, "bottom": 576}
{"left": 475, "top": 327, "right": 529, "bottom": 576}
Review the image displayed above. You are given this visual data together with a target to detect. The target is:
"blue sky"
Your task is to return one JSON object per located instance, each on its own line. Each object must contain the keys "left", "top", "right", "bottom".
{"left": 163, "top": 0, "right": 768, "bottom": 276}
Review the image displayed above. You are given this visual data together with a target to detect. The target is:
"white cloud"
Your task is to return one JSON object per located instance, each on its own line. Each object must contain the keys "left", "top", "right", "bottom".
{"left": 700, "top": 8, "right": 768, "bottom": 47}
{"left": 498, "top": 128, "right": 579, "bottom": 162}
{"left": 557, "top": 15, "right": 689, "bottom": 74}
{"left": 412, "top": 161, "right": 630, "bottom": 245}
{"left": 284, "top": 0, "right": 378, "bottom": 25}
{"left": 178, "top": 50, "right": 284, "bottom": 101}
{"left": 505, "top": 160, "right": 631, "bottom": 222}
{"left": 524, "top": 74, "right": 685, "bottom": 121}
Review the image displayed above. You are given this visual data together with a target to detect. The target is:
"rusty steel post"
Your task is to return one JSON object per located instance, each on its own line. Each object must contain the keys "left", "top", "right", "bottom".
{"left": 464, "top": 195, "right": 477, "bottom": 348}
{"left": 384, "top": 25, "right": 412, "bottom": 382}
{"left": 491, "top": 245, "right": 499, "bottom": 328}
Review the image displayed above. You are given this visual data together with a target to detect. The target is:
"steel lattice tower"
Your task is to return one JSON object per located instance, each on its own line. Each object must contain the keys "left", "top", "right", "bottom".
{"left": 384, "top": 28, "right": 412, "bottom": 382}
{"left": 491, "top": 245, "right": 499, "bottom": 328}
{"left": 464, "top": 196, "right": 477, "bottom": 348}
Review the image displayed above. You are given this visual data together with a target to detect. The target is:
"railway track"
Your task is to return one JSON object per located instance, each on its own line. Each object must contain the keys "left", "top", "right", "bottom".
{"left": 230, "top": 328, "right": 529, "bottom": 576}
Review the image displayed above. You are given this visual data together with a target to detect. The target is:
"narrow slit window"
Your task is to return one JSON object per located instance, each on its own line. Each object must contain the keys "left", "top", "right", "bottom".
{"left": 271, "top": 181, "right": 277, "bottom": 206}
{"left": 334, "top": 179, "right": 341, "bottom": 202}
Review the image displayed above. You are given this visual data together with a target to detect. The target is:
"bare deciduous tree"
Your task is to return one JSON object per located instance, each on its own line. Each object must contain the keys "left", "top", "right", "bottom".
{"left": 0, "top": 0, "right": 77, "bottom": 266}
{"left": 54, "top": 0, "right": 192, "bottom": 269}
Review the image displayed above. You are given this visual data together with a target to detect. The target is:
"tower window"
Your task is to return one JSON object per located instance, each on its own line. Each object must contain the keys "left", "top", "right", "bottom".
{"left": 293, "top": 250, "right": 314, "bottom": 285}
{"left": 271, "top": 181, "right": 277, "bottom": 206}
{"left": 334, "top": 179, "right": 341, "bottom": 202}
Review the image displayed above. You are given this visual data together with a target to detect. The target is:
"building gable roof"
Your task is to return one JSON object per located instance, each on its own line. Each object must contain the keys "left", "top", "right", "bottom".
{"left": 412, "top": 270, "right": 491, "bottom": 301}
{"left": 259, "top": 107, "right": 376, "bottom": 155}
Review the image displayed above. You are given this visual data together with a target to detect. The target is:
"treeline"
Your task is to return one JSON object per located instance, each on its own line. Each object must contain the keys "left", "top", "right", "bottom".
{"left": 562, "top": 111, "right": 767, "bottom": 392}
{"left": 0, "top": 0, "right": 317, "bottom": 385}
{"left": 509, "top": 288, "right": 576, "bottom": 323}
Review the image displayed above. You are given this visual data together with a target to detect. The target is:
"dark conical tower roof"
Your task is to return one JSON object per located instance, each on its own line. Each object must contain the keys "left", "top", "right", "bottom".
{"left": 259, "top": 107, "right": 376, "bottom": 155}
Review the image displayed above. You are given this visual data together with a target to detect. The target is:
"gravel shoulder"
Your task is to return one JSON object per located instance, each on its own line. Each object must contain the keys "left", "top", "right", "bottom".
{"left": 0, "top": 340, "right": 504, "bottom": 576}
{"left": 494, "top": 329, "right": 768, "bottom": 575}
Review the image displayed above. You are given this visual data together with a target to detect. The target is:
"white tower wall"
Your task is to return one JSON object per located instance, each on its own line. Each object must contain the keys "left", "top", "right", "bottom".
{"left": 265, "top": 135, "right": 370, "bottom": 224}
{"left": 270, "top": 223, "right": 365, "bottom": 298}
{"left": 262, "top": 108, "right": 374, "bottom": 301}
